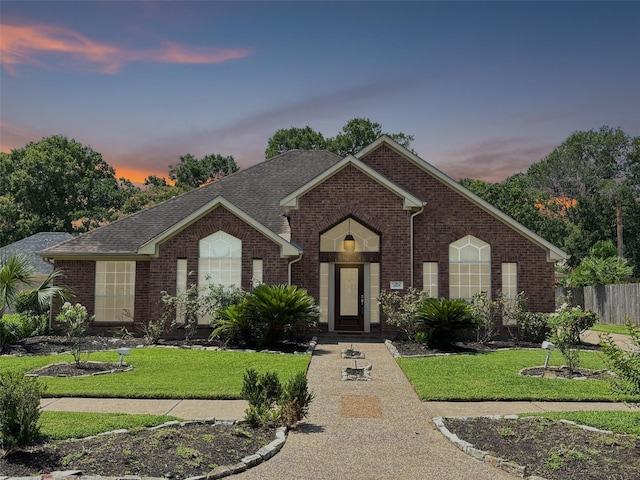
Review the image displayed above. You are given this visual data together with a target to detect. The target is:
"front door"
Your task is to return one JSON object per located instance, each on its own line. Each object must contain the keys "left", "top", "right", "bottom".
{"left": 335, "top": 264, "right": 364, "bottom": 331}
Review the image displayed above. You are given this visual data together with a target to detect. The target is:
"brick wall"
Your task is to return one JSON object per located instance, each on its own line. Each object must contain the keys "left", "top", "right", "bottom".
{"left": 289, "top": 164, "right": 412, "bottom": 307}
{"left": 360, "top": 144, "right": 556, "bottom": 313}
{"left": 53, "top": 205, "right": 288, "bottom": 336}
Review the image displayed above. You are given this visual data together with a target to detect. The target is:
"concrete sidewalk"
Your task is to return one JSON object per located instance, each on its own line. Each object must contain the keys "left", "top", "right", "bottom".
{"left": 40, "top": 397, "right": 248, "bottom": 421}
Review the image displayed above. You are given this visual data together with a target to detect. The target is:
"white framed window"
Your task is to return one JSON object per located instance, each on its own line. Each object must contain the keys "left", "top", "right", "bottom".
{"left": 423, "top": 262, "right": 438, "bottom": 297}
{"left": 369, "top": 263, "right": 380, "bottom": 324}
{"left": 449, "top": 235, "right": 490, "bottom": 301}
{"left": 252, "top": 259, "right": 263, "bottom": 288}
{"left": 175, "top": 259, "right": 188, "bottom": 323}
{"left": 319, "top": 262, "right": 329, "bottom": 323}
{"left": 95, "top": 261, "right": 135, "bottom": 322}
{"left": 502, "top": 262, "right": 518, "bottom": 308}
{"left": 198, "top": 231, "right": 242, "bottom": 288}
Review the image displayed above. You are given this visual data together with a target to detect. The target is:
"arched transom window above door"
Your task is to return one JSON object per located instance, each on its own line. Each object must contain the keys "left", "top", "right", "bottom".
{"left": 320, "top": 219, "right": 379, "bottom": 253}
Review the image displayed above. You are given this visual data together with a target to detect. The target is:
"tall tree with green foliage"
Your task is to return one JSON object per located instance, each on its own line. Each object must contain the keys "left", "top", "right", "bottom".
{"left": 0, "top": 135, "right": 128, "bottom": 246}
{"left": 168, "top": 153, "right": 238, "bottom": 188}
{"left": 329, "top": 117, "right": 415, "bottom": 157}
{"left": 528, "top": 126, "right": 640, "bottom": 269}
{"left": 460, "top": 173, "right": 578, "bottom": 251}
{"left": 265, "top": 117, "right": 415, "bottom": 159}
{"left": 265, "top": 126, "right": 328, "bottom": 159}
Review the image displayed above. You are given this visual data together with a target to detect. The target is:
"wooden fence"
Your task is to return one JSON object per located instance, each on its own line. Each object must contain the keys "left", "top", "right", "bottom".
{"left": 557, "top": 284, "right": 640, "bottom": 325}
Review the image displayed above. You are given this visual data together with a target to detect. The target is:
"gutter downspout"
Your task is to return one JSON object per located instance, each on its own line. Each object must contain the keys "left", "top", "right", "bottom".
{"left": 410, "top": 203, "right": 426, "bottom": 289}
{"left": 288, "top": 253, "right": 303, "bottom": 286}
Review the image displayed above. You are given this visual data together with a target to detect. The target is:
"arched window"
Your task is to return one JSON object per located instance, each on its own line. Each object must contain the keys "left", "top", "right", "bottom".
{"left": 449, "top": 235, "right": 490, "bottom": 300}
{"left": 199, "top": 231, "right": 242, "bottom": 288}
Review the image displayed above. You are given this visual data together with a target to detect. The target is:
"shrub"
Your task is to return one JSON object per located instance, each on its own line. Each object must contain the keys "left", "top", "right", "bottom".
{"left": 378, "top": 288, "right": 430, "bottom": 339}
{"left": 502, "top": 292, "right": 549, "bottom": 343}
{"left": 0, "top": 371, "right": 45, "bottom": 456}
{"left": 470, "top": 291, "right": 501, "bottom": 344}
{"left": 243, "top": 284, "right": 318, "bottom": 348}
{"left": 56, "top": 302, "right": 93, "bottom": 366}
{"left": 547, "top": 303, "right": 598, "bottom": 372}
{"left": 161, "top": 283, "right": 246, "bottom": 341}
{"left": 210, "top": 303, "right": 257, "bottom": 346}
{"left": 600, "top": 317, "right": 640, "bottom": 404}
{"left": 414, "top": 297, "right": 478, "bottom": 348}
{"left": 281, "top": 371, "right": 315, "bottom": 427}
{"left": 241, "top": 368, "right": 313, "bottom": 428}
{"left": 0, "top": 315, "right": 21, "bottom": 352}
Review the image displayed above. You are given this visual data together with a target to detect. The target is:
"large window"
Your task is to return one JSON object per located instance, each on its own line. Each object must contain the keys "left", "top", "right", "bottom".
{"left": 198, "top": 231, "right": 242, "bottom": 288}
{"left": 95, "top": 261, "right": 135, "bottom": 322}
{"left": 449, "top": 235, "right": 490, "bottom": 301}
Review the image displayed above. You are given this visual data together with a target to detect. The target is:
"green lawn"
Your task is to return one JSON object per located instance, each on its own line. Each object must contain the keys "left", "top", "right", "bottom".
{"left": 39, "top": 411, "right": 180, "bottom": 440}
{"left": 527, "top": 410, "right": 640, "bottom": 437}
{"left": 398, "top": 349, "right": 632, "bottom": 402}
{"left": 0, "top": 348, "right": 311, "bottom": 399}
{"left": 590, "top": 323, "right": 636, "bottom": 335}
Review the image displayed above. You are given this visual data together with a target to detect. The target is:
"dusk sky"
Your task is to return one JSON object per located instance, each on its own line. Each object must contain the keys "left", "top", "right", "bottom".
{"left": 1, "top": 1, "right": 639, "bottom": 184}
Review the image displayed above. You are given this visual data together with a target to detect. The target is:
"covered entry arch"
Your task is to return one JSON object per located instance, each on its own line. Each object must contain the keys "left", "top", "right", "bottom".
{"left": 318, "top": 218, "right": 380, "bottom": 332}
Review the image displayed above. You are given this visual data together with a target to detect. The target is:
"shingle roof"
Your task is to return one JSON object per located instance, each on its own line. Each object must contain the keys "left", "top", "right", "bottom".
{"left": 0, "top": 232, "right": 73, "bottom": 274}
{"left": 42, "top": 150, "right": 342, "bottom": 256}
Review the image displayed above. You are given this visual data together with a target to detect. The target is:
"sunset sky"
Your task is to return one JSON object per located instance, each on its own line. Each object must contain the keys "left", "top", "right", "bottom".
{"left": 1, "top": 1, "right": 639, "bottom": 184}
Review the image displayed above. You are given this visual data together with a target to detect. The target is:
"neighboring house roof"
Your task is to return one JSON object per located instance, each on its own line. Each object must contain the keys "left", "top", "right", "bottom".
{"left": 39, "top": 137, "right": 567, "bottom": 262}
{"left": 41, "top": 150, "right": 342, "bottom": 258}
{"left": 0, "top": 232, "right": 73, "bottom": 274}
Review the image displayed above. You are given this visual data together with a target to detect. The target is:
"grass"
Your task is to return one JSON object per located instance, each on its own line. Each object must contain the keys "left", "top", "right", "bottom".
{"left": 39, "top": 411, "right": 180, "bottom": 440}
{"left": 526, "top": 410, "right": 640, "bottom": 437}
{"left": 0, "top": 347, "right": 310, "bottom": 399}
{"left": 398, "top": 349, "right": 633, "bottom": 401}
{"left": 590, "top": 323, "right": 636, "bottom": 335}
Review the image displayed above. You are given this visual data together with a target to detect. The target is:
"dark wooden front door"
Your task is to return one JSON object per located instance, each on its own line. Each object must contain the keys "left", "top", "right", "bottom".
{"left": 335, "top": 264, "right": 364, "bottom": 331}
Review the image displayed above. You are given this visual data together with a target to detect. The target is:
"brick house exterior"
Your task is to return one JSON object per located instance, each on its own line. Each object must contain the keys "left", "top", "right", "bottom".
{"left": 41, "top": 137, "right": 565, "bottom": 338}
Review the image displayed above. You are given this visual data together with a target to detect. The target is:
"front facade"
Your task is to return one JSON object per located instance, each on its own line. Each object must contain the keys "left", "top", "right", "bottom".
{"left": 41, "top": 137, "right": 565, "bottom": 337}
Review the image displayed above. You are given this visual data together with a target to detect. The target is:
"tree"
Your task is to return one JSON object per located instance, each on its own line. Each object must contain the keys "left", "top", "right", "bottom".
{"left": 561, "top": 240, "right": 634, "bottom": 287}
{"left": 0, "top": 136, "right": 128, "bottom": 246}
{"left": 329, "top": 118, "right": 415, "bottom": 157}
{"left": 168, "top": 153, "right": 238, "bottom": 188}
{"left": 460, "top": 173, "right": 577, "bottom": 252}
{"left": 528, "top": 126, "right": 640, "bottom": 267}
{"left": 144, "top": 175, "right": 168, "bottom": 189}
{"left": 264, "top": 117, "right": 415, "bottom": 159}
{"left": 265, "top": 126, "right": 328, "bottom": 159}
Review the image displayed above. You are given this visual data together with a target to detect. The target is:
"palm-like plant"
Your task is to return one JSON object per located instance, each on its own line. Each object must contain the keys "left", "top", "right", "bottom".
{"left": 0, "top": 253, "right": 70, "bottom": 317}
{"left": 414, "top": 297, "right": 479, "bottom": 348}
{"left": 0, "top": 253, "right": 36, "bottom": 316}
{"left": 243, "top": 284, "right": 319, "bottom": 348}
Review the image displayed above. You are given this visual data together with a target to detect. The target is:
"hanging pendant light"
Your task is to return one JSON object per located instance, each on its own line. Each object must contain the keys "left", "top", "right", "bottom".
{"left": 344, "top": 218, "right": 356, "bottom": 252}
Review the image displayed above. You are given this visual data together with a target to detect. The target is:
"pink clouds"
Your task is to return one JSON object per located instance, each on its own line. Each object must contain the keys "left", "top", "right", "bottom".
{"left": 436, "top": 137, "right": 554, "bottom": 182}
{"left": 0, "top": 23, "right": 250, "bottom": 75}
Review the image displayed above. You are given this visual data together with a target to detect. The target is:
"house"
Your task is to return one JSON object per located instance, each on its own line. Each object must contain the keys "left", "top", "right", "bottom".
{"left": 1, "top": 232, "right": 73, "bottom": 280}
{"left": 40, "top": 137, "right": 566, "bottom": 337}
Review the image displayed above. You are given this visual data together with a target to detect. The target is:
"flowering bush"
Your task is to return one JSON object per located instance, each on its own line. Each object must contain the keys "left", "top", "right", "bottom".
{"left": 56, "top": 302, "right": 93, "bottom": 366}
{"left": 547, "top": 303, "right": 598, "bottom": 371}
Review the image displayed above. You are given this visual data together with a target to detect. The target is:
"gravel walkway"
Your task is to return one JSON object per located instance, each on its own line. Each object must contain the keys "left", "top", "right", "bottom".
{"left": 236, "top": 339, "right": 514, "bottom": 480}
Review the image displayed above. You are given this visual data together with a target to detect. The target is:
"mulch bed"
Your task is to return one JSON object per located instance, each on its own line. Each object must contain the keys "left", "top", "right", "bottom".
{"left": 0, "top": 422, "right": 275, "bottom": 479}
{"left": 443, "top": 416, "right": 640, "bottom": 480}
